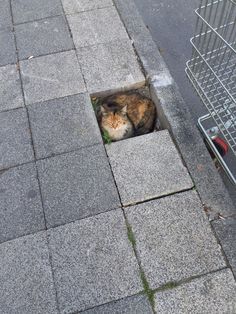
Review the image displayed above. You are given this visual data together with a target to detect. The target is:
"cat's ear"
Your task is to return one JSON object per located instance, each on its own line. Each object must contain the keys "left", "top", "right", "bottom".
{"left": 121, "top": 105, "right": 127, "bottom": 115}
{"left": 100, "top": 105, "right": 108, "bottom": 115}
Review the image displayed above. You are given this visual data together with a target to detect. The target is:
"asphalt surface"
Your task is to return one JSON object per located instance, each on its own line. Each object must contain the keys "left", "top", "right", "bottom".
{"left": 134, "top": 0, "right": 236, "bottom": 205}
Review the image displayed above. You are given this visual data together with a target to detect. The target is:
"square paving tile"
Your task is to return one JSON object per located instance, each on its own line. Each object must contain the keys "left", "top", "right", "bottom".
{"left": 0, "top": 30, "right": 17, "bottom": 66}
{"left": 106, "top": 130, "right": 193, "bottom": 206}
{"left": 0, "top": 109, "right": 34, "bottom": 170}
{"left": 80, "top": 295, "right": 153, "bottom": 314}
{"left": 37, "top": 145, "right": 120, "bottom": 228}
{"left": 15, "top": 16, "right": 74, "bottom": 60}
{"left": 0, "top": 64, "right": 24, "bottom": 112}
{"left": 0, "top": 163, "right": 45, "bottom": 243}
{"left": 29, "top": 94, "right": 102, "bottom": 159}
{"left": 20, "top": 51, "right": 86, "bottom": 105}
{"left": 0, "top": 232, "right": 58, "bottom": 314}
{"left": 67, "top": 7, "right": 128, "bottom": 48}
{"left": 77, "top": 40, "right": 145, "bottom": 95}
{"left": 62, "top": 0, "right": 113, "bottom": 14}
{"left": 125, "top": 191, "right": 226, "bottom": 289}
{"left": 0, "top": 0, "right": 12, "bottom": 30}
{"left": 154, "top": 269, "right": 236, "bottom": 313}
{"left": 48, "top": 209, "right": 142, "bottom": 313}
{"left": 11, "top": 0, "right": 63, "bottom": 24}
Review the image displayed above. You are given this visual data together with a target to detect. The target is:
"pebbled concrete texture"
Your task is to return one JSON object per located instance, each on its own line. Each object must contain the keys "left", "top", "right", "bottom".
{"left": 48, "top": 209, "right": 142, "bottom": 313}
{"left": 0, "top": 109, "right": 34, "bottom": 170}
{"left": 61, "top": 0, "right": 113, "bottom": 14}
{"left": 77, "top": 39, "right": 145, "bottom": 95}
{"left": 28, "top": 93, "right": 102, "bottom": 159}
{"left": 154, "top": 269, "right": 236, "bottom": 314}
{"left": 0, "top": 64, "right": 24, "bottom": 112}
{"left": 15, "top": 16, "right": 74, "bottom": 60}
{"left": 11, "top": 0, "right": 63, "bottom": 24}
{"left": 80, "top": 294, "right": 153, "bottom": 314}
{"left": 0, "top": 30, "right": 17, "bottom": 66}
{"left": 37, "top": 145, "right": 120, "bottom": 228}
{"left": 212, "top": 217, "right": 236, "bottom": 276}
{"left": 0, "top": 163, "right": 45, "bottom": 243}
{"left": 0, "top": 0, "right": 12, "bottom": 30}
{"left": 20, "top": 50, "right": 86, "bottom": 105}
{"left": 0, "top": 232, "right": 58, "bottom": 314}
{"left": 125, "top": 191, "right": 226, "bottom": 289}
{"left": 67, "top": 7, "right": 128, "bottom": 48}
{"left": 106, "top": 130, "right": 193, "bottom": 206}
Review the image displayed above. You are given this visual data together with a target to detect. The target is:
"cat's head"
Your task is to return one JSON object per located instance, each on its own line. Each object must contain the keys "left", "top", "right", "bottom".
{"left": 99, "top": 104, "right": 130, "bottom": 130}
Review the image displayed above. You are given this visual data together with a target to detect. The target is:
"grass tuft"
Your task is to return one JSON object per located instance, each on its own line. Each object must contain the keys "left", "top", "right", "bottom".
{"left": 157, "top": 281, "right": 178, "bottom": 291}
{"left": 102, "top": 130, "right": 112, "bottom": 145}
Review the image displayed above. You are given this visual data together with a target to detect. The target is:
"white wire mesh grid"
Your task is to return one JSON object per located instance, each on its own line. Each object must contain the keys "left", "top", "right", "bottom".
{"left": 186, "top": 0, "right": 236, "bottom": 154}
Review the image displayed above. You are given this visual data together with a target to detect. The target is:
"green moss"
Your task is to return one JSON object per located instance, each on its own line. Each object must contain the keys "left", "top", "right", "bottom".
{"left": 157, "top": 281, "right": 178, "bottom": 291}
{"left": 126, "top": 223, "right": 136, "bottom": 247}
{"left": 91, "top": 97, "right": 101, "bottom": 111}
{"left": 140, "top": 270, "right": 155, "bottom": 309}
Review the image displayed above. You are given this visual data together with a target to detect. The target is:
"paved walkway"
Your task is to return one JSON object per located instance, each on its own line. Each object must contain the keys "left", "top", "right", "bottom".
{"left": 0, "top": 0, "right": 235, "bottom": 313}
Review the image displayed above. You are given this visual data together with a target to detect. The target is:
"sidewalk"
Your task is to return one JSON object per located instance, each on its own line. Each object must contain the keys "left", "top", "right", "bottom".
{"left": 0, "top": 0, "right": 235, "bottom": 313}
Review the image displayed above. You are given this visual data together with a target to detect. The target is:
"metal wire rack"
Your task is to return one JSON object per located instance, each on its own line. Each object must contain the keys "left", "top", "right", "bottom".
{"left": 186, "top": 0, "right": 236, "bottom": 184}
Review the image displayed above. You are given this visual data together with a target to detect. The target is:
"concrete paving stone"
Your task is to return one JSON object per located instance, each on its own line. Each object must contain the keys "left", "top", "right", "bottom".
{"left": 106, "top": 130, "right": 193, "bottom": 206}
{"left": 0, "top": 0, "right": 12, "bottom": 30}
{"left": 0, "top": 64, "right": 24, "bottom": 112}
{"left": 37, "top": 145, "right": 120, "bottom": 228}
{"left": 0, "top": 163, "right": 45, "bottom": 243}
{"left": 67, "top": 7, "right": 128, "bottom": 48}
{"left": 125, "top": 191, "right": 226, "bottom": 289}
{"left": 28, "top": 94, "right": 102, "bottom": 159}
{"left": 15, "top": 16, "right": 74, "bottom": 60}
{"left": 0, "top": 109, "right": 34, "bottom": 170}
{"left": 62, "top": 0, "right": 113, "bottom": 14}
{"left": 77, "top": 39, "right": 145, "bottom": 95}
{"left": 0, "top": 232, "right": 58, "bottom": 314}
{"left": 154, "top": 269, "right": 236, "bottom": 314}
{"left": 11, "top": 0, "right": 63, "bottom": 24}
{"left": 20, "top": 50, "right": 86, "bottom": 105}
{"left": 212, "top": 217, "right": 236, "bottom": 276}
{"left": 80, "top": 295, "right": 153, "bottom": 314}
{"left": 0, "top": 29, "right": 17, "bottom": 66}
{"left": 48, "top": 209, "right": 142, "bottom": 313}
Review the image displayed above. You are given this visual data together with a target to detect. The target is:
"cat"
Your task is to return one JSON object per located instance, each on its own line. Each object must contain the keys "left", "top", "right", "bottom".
{"left": 98, "top": 91, "right": 156, "bottom": 142}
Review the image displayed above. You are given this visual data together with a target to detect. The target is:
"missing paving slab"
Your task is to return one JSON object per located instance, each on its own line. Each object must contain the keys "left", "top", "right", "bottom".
{"left": 91, "top": 86, "right": 161, "bottom": 144}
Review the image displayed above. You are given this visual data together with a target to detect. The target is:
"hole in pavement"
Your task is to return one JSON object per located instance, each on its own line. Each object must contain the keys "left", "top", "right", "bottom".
{"left": 91, "top": 86, "right": 162, "bottom": 144}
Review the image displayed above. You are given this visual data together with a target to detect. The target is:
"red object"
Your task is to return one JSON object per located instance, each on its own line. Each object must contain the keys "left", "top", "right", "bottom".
{"left": 212, "top": 136, "right": 229, "bottom": 157}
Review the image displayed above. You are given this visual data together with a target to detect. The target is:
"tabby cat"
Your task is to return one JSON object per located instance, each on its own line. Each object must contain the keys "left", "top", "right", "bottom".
{"left": 98, "top": 91, "right": 156, "bottom": 142}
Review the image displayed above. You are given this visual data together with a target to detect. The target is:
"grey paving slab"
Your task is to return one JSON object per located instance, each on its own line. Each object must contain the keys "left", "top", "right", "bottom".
{"left": 15, "top": 16, "right": 74, "bottom": 60}
{"left": 0, "top": 163, "right": 45, "bottom": 243}
{"left": 0, "top": 232, "right": 58, "bottom": 314}
{"left": 29, "top": 94, "right": 102, "bottom": 159}
{"left": 0, "top": 30, "right": 17, "bottom": 66}
{"left": 80, "top": 295, "right": 153, "bottom": 314}
{"left": 20, "top": 51, "right": 86, "bottom": 105}
{"left": 0, "top": 0, "right": 12, "bottom": 30}
{"left": 125, "top": 191, "right": 226, "bottom": 289}
{"left": 48, "top": 209, "right": 142, "bottom": 313}
{"left": 11, "top": 0, "right": 63, "bottom": 24}
{"left": 0, "top": 109, "right": 34, "bottom": 170}
{"left": 37, "top": 145, "right": 120, "bottom": 228}
{"left": 77, "top": 39, "right": 145, "bottom": 95}
{"left": 0, "top": 64, "right": 24, "bottom": 112}
{"left": 67, "top": 7, "right": 128, "bottom": 48}
{"left": 62, "top": 0, "right": 113, "bottom": 14}
{"left": 154, "top": 269, "right": 236, "bottom": 314}
{"left": 212, "top": 218, "right": 236, "bottom": 276}
{"left": 106, "top": 130, "right": 193, "bottom": 206}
